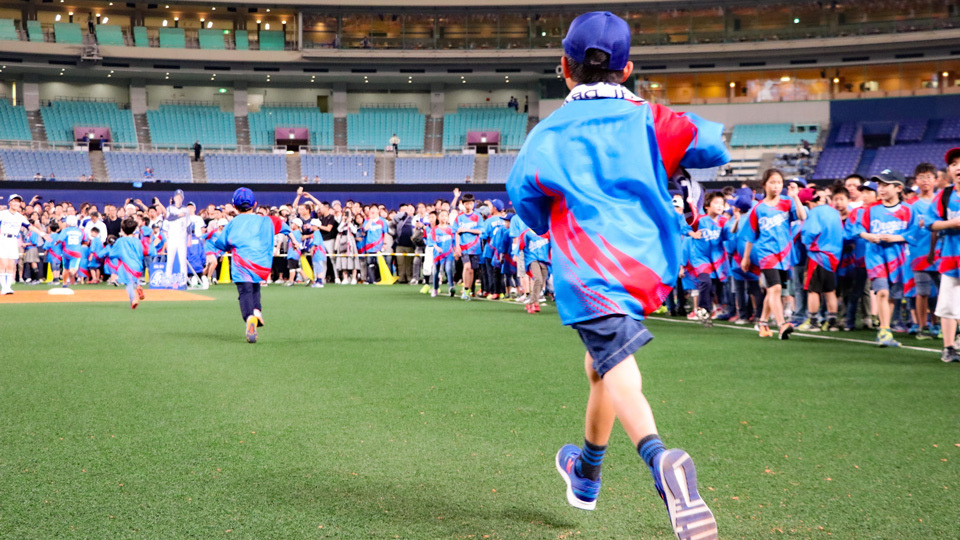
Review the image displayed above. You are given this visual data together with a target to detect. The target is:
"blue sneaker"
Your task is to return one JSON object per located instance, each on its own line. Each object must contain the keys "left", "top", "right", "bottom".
{"left": 555, "top": 444, "right": 601, "bottom": 510}
{"left": 908, "top": 323, "right": 919, "bottom": 335}
{"left": 245, "top": 315, "right": 258, "bottom": 344}
{"left": 876, "top": 329, "right": 901, "bottom": 348}
{"left": 653, "top": 449, "right": 717, "bottom": 540}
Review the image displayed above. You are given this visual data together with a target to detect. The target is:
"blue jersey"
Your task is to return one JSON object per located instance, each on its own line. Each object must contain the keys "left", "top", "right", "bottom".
{"left": 60, "top": 226, "right": 87, "bottom": 259}
{"left": 455, "top": 212, "right": 482, "bottom": 255}
{"left": 492, "top": 219, "right": 516, "bottom": 273}
{"left": 360, "top": 217, "right": 387, "bottom": 253}
{"left": 88, "top": 236, "right": 104, "bottom": 263}
{"left": 507, "top": 83, "right": 728, "bottom": 324}
{"left": 729, "top": 214, "right": 761, "bottom": 281}
{"left": 107, "top": 236, "right": 156, "bottom": 284}
{"left": 690, "top": 215, "right": 727, "bottom": 280}
{"left": 521, "top": 228, "right": 551, "bottom": 266}
{"left": 745, "top": 197, "right": 800, "bottom": 271}
{"left": 508, "top": 213, "right": 527, "bottom": 239}
{"left": 908, "top": 196, "right": 936, "bottom": 272}
{"left": 800, "top": 204, "right": 843, "bottom": 272}
{"left": 214, "top": 213, "right": 290, "bottom": 282}
{"left": 204, "top": 229, "right": 223, "bottom": 257}
{"left": 926, "top": 189, "right": 960, "bottom": 278}
{"left": 680, "top": 235, "right": 699, "bottom": 290}
{"left": 428, "top": 224, "right": 454, "bottom": 263}
{"left": 854, "top": 202, "right": 916, "bottom": 282}
{"left": 286, "top": 230, "right": 303, "bottom": 260}
{"left": 480, "top": 215, "right": 506, "bottom": 261}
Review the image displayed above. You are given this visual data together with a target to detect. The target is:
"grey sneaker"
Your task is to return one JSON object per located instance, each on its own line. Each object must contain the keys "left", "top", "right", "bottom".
{"left": 941, "top": 346, "right": 959, "bottom": 363}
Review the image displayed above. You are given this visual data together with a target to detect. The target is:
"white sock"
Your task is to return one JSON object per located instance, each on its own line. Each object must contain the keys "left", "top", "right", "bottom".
{"left": 2, "top": 273, "right": 11, "bottom": 290}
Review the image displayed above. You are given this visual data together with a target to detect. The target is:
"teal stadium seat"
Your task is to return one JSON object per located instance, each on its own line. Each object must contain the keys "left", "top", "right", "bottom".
{"left": 146, "top": 105, "right": 237, "bottom": 149}
{"left": 248, "top": 107, "right": 334, "bottom": 149}
{"left": 95, "top": 24, "right": 125, "bottom": 46}
{"left": 258, "top": 30, "right": 284, "bottom": 51}
{"left": 158, "top": 27, "right": 185, "bottom": 48}
{"left": 729, "top": 124, "right": 807, "bottom": 147}
{"left": 0, "top": 100, "right": 32, "bottom": 141}
{"left": 40, "top": 101, "right": 137, "bottom": 144}
{"left": 347, "top": 108, "right": 425, "bottom": 151}
{"left": 54, "top": 22, "right": 83, "bottom": 44}
{"left": 198, "top": 29, "right": 225, "bottom": 50}
{"left": 133, "top": 26, "right": 149, "bottom": 47}
{"left": 442, "top": 107, "right": 528, "bottom": 150}
{"left": 27, "top": 20, "right": 42, "bottom": 42}
{"left": 0, "top": 19, "right": 20, "bottom": 41}
{"left": 234, "top": 31, "right": 249, "bottom": 50}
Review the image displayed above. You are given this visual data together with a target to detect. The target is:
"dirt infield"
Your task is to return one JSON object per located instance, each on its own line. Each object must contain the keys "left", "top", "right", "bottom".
{"left": 0, "top": 289, "right": 215, "bottom": 304}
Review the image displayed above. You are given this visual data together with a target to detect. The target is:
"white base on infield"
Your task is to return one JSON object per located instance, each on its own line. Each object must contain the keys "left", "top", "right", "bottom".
{"left": 48, "top": 287, "right": 75, "bottom": 296}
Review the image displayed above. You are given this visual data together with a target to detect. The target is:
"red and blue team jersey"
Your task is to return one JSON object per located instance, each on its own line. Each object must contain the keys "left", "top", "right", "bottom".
{"left": 680, "top": 235, "right": 699, "bottom": 290}
{"left": 800, "top": 204, "right": 843, "bottom": 272}
{"left": 214, "top": 213, "right": 290, "bottom": 282}
{"left": 24, "top": 231, "right": 42, "bottom": 249}
{"left": 908, "top": 196, "right": 936, "bottom": 272}
{"left": 520, "top": 228, "right": 551, "bottom": 266}
{"left": 286, "top": 230, "right": 302, "bottom": 260}
{"left": 690, "top": 215, "right": 727, "bottom": 280}
{"left": 455, "top": 212, "right": 482, "bottom": 255}
{"left": 88, "top": 236, "right": 104, "bottom": 263}
{"left": 730, "top": 214, "right": 761, "bottom": 281}
{"left": 480, "top": 215, "right": 506, "bottom": 262}
{"left": 841, "top": 208, "right": 868, "bottom": 273}
{"left": 360, "top": 217, "right": 387, "bottom": 253}
{"left": 45, "top": 232, "right": 63, "bottom": 262}
{"left": 106, "top": 235, "right": 156, "bottom": 284}
{"left": 745, "top": 196, "right": 800, "bottom": 271}
{"left": 508, "top": 213, "right": 527, "bottom": 240}
{"left": 507, "top": 83, "right": 729, "bottom": 325}
{"left": 309, "top": 234, "right": 327, "bottom": 257}
{"left": 854, "top": 202, "right": 916, "bottom": 282}
{"left": 60, "top": 226, "right": 87, "bottom": 260}
{"left": 926, "top": 188, "right": 960, "bottom": 278}
{"left": 492, "top": 220, "right": 516, "bottom": 273}
{"left": 204, "top": 229, "right": 223, "bottom": 258}
{"left": 429, "top": 224, "right": 454, "bottom": 264}
{"left": 790, "top": 218, "right": 806, "bottom": 268}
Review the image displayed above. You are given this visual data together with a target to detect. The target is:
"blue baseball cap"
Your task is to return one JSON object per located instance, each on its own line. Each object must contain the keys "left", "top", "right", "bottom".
{"left": 562, "top": 12, "right": 631, "bottom": 71}
{"left": 491, "top": 199, "right": 505, "bottom": 212}
{"left": 232, "top": 187, "right": 256, "bottom": 210}
{"left": 860, "top": 181, "right": 878, "bottom": 192}
{"left": 788, "top": 177, "right": 808, "bottom": 188}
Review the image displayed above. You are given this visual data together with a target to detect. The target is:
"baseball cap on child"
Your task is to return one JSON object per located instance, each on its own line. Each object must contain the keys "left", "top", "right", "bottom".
{"left": 562, "top": 12, "right": 631, "bottom": 71}
{"left": 232, "top": 187, "right": 256, "bottom": 209}
{"left": 292, "top": 218, "right": 303, "bottom": 227}
{"left": 65, "top": 215, "right": 78, "bottom": 227}
{"left": 491, "top": 199, "right": 505, "bottom": 212}
{"left": 871, "top": 169, "right": 905, "bottom": 186}
{"left": 310, "top": 219, "right": 322, "bottom": 227}
{"left": 945, "top": 147, "right": 960, "bottom": 165}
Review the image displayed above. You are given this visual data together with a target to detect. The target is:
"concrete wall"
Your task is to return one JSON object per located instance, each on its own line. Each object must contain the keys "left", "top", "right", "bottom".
{"left": 145, "top": 85, "right": 232, "bottom": 110}
{"left": 38, "top": 82, "right": 130, "bottom": 104}
{"left": 347, "top": 92, "right": 430, "bottom": 113}
{"left": 248, "top": 86, "right": 331, "bottom": 107}
{"left": 444, "top": 88, "right": 533, "bottom": 112}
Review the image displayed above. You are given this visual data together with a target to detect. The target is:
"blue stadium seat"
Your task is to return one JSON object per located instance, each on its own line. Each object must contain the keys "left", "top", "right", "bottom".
{"left": 204, "top": 153, "right": 286, "bottom": 183}
{"left": 395, "top": 155, "right": 475, "bottom": 184}
{"left": 868, "top": 144, "right": 955, "bottom": 177}
{"left": 346, "top": 108, "right": 425, "bottom": 151}
{"left": 486, "top": 154, "right": 517, "bottom": 183}
{"left": 300, "top": 154, "right": 375, "bottom": 183}
{"left": 443, "top": 107, "right": 527, "bottom": 151}
{"left": 0, "top": 149, "right": 92, "bottom": 180}
{"left": 812, "top": 147, "right": 862, "bottom": 180}
{"left": 729, "top": 124, "right": 808, "bottom": 147}
{"left": 147, "top": 105, "right": 236, "bottom": 149}
{"left": 0, "top": 100, "right": 33, "bottom": 141}
{"left": 40, "top": 101, "right": 137, "bottom": 144}
{"left": 104, "top": 151, "right": 192, "bottom": 182}
{"left": 248, "top": 107, "right": 334, "bottom": 149}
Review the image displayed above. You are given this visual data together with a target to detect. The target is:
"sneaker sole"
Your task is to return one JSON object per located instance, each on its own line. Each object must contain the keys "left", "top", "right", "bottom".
{"left": 779, "top": 326, "right": 794, "bottom": 340}
{"left": 657, "top": 449, "right": 717, "bottom": 540}
{"left": 554, "top": 448, "right": 597, "bottom": 511}
{"left": 245, "top": 316, "right": 258, "bottom": 344}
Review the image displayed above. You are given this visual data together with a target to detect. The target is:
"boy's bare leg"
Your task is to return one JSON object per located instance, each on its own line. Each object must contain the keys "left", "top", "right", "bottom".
{"left": 877, "top": 290, "right": 891, "bottom": 328}
{"left": 590, "top": 354, "right": 658, "bottom": 446}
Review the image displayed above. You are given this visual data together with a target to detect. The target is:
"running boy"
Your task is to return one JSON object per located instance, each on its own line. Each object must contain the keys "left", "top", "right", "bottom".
{"left": 213, "top": 188, "right": 298, "bottom": 343}
{"left": 105, "top": 217, "right": 157, "bottom": 309}
{"left": 507, "top": 12, "right": 728, "bottom": 540}
{"left": 855, "top": 170, "right": 915, "bottom": 347}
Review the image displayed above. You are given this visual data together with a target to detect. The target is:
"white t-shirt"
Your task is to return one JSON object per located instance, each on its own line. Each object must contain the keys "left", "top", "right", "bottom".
{"left": 164, "top": 205, "right": 188, "bottom": 241}
{"left": 85, "top": 220, "right": 107, "bottom": 239}
{"left": 0, "top": 209, "right": 28, "bottom": 237}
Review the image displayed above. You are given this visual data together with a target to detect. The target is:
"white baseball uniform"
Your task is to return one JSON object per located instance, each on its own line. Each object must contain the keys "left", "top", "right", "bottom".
{"left": 164, "top": 204, "right": 189, "bottom": 280}
{"left": 0, "top": 209, "right": 28, "bottom": 260}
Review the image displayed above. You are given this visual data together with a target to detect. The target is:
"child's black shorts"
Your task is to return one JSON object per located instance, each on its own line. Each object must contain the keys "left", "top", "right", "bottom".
{"left": 287, "top": 258, "right": 300, "bottom": 270}
{"left": 805, "top": 261, "right": 837, "bottom": 293}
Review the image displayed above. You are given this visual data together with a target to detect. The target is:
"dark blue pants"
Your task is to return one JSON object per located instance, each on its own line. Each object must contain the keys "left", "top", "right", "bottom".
{"left": 841, "top": 268, "right": 868, "bottom": 329}
{"left": 697, "top": 273, "right": 722, "bottom": 313}
{"left": 734, "top": 278, "right": 762, "bottom": 320}
{"left": 236, "top": 282, "right": 261, "bottom": 322}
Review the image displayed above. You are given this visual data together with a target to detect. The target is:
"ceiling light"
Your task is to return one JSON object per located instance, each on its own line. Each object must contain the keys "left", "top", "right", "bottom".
{"left": 282, "top": 20, "right": 286, "bottom": 25}
{"left": 256, "top": 20, "right": 261, "bottom": 24}
{"left": 729, "top": 82, "right": 735, "bottom": 87}
{"left": 211, "top": 6, "right": 215, "bottom": 10}
{"left": 780, "top": 76, "right": 791, "bottom": 82}
{"left": 101, "top": 17, "right": 108, "bottom": 23}
{"left": 264, "top": 23, "right": 270, "bottom": 30}
{"left": 793, "top": 18, "right": 800, "bottom": 23}
{"left": 944, "top": 72, "right": 950, "bottom": 77}
{"left": 832, "top": 77, "right": 839, "bottom": 83}
{"left": 207, "top": 21, "right": 212, "bottom": 28}
{"left": 165, "top": 76, "right": 169, "bottom": 79}
{"left": 165, "top": 4, "right": 169, "bottom": 8}
{"left": 109, "top": 2, "right": 113, "bottom": 5}
{"left": 462, "top": 80, "right": 466, "bottom": 84}
{"left": 110, "top": 70, "right": 114, "bottom": 73}
{"left": 107, "top": 74, "right": 112, "bottom": 78}
{"left": 266, "top": 8, "right": 270, "bottom": 12}
{"left": 55, "top": 14, "right": 61, "bottom": 21}
{"left": 162, "top": 20, "right": 168, "bottom": 27}
{"left": 174, "top": 17, "right": 179, "bottom": 21}
{"left": 68, "top": 11, "right": 73, "bottom": 15}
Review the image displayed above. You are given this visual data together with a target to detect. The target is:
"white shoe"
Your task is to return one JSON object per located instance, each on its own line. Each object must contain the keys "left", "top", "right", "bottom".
{"left": 430, "top": 289, "right": 438, "bottom": 297}
{"left": 350, "top": 278, "right": 357, "bottom": 285}
{"left": 1, "top": 289, "right": 12, "bottom": 295}
{"left": 200, "top": 276, "right": 210, "bottom": 289}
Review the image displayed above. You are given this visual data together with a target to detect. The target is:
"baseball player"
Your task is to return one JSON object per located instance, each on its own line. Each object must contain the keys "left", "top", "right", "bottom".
{"left": 0, "top": 194, "right": 48, "bottom": 295}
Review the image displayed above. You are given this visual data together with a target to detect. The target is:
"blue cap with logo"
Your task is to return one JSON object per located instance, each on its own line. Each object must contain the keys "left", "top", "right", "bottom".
{"left": 562, "top": 12, "right": 631, "bottom": 71}
{"left": 232, "top": 187, "right": 256, "bottom": 210}
{"left": 491, "top": 199, "right": 505, "bottom": 212}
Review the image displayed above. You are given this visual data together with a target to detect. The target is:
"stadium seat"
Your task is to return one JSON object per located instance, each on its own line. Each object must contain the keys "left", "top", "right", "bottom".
{"left": 258, "top": 30, "right": 284, "bottom": 51}
{"left": 198, "top": 29, "right": 225, "bottom": 50}
{"left": 443, "top": 107, "right": 527, "bottom": 150}
{"left": 812, "top": 147, "right": 862, "bottom": 180}
{"left": 0, "top": 100, "right": 33, "bottom": 141}
{"left": 147, "top": 105, "right": 237, "bottom": 149}
{"left": 301, "top": 154, "right": 376, "bottom": 183}
{"left": 234, "top": 31, "right": 249, "bottom": 50}
{"left": 894, "top": 119, "right": 927, "bottom": 143}
{"left": 95, "top": 24, "right": 125, "bottom": 46}
{"left": 833, "top": 123, "right": 858, "bottom": 145}
{"left": 248, "top": 107, "right": 334, "bottom": 149}
{"left": 937, "top": 118, "right": 960, "bottom": 141}
{"left": 0, "top": 149, "right": 92, "bottom": 180}
{"left": 868, "top": 144, "right": 955, "bottom": 177}
{"left": 346, "top": 108, "right": 425, "bottom": 151}
{"left": 27, "top": 20, "right": 42, "bottom": 42}
{"left": 395, "top": 155, "right": 475, "bottom": 184}
{"left": 54, "top": 22, "right": 82, "bottom": 44}
{"left": 104, "top": 151, "right": 193, "bottom": 182}
{"left": 40, "top": 101, "right": 137, "bottom": 144}
{"left": 729, "top": 124, "right": 807, "bottom": 147}
{"left": 486, "top": 154, "right": 517, "bottom": 183}
{"left": 158, "top": 27, "right": 186, "bottom": 48}
{"left": 204, "top": 153, "right": 286, "bottom": 183}
{"left": 0, "top": 19, "right": 20, "bottom": 41}
{"left": 133, "top": 26, "right": 149, "bottom": 47}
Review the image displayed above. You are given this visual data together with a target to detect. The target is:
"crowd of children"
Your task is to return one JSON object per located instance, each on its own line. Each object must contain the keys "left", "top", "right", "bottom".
{"left": 672, "top": 151, "right": 960, "bottom": 362}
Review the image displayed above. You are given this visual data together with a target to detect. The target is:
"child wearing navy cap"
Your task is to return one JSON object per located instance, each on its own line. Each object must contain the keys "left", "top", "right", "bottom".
{"left": 508, "top": 11, "right": 727, "bottom": 540}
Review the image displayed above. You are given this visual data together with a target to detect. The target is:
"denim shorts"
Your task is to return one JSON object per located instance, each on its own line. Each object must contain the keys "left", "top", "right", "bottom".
{"left": 572, "top": 315, "right": 654, "bottom": 378}
{"left": 872, "top": 277, "right": 904, "bottom": 300}
{"left": 463, "top": 254, "right": 480, "bottom": 269}
{"left": 914, "top": 271, "right": 939, "bottom": 297}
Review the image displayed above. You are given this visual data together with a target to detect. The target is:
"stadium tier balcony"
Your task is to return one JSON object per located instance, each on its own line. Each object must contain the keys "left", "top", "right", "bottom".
{"left": 301, "top": 154, "right": 375, "bottom": 183}
{"left": 0, "top": 149, "right": 92, "bottom": 180}
{"left": 40, "top": 101, "right": 136, "bottom": 145}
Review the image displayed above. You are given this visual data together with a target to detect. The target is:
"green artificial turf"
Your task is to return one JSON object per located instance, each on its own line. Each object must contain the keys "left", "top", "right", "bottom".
{"left": 1, "top": 284, "right": 957, "bottom": 539}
